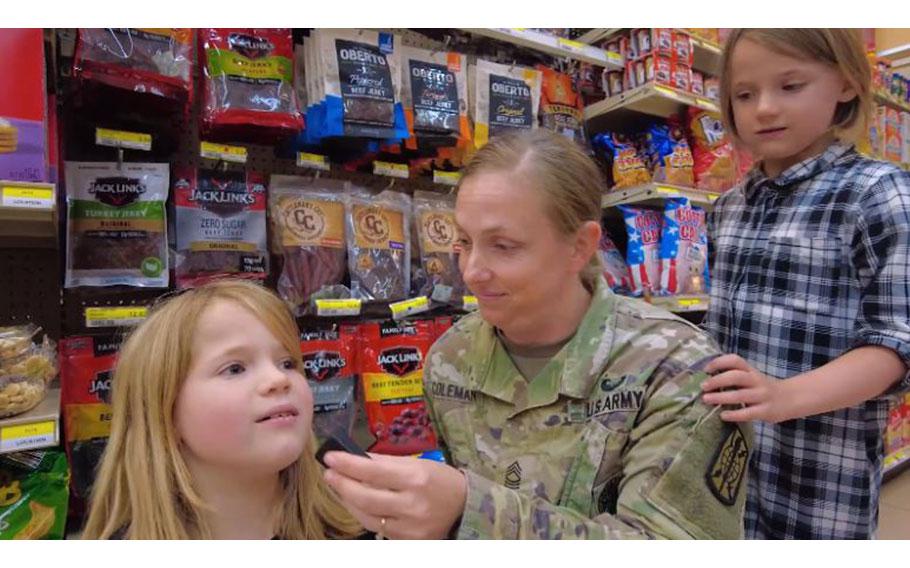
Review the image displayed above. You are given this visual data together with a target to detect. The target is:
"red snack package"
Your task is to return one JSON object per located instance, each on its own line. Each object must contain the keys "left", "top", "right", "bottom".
{"left": 300, "top": 326, "right": 359, "bottom": 438}
{"left": 74, "top": 28, "right": 193, "bottom": 102}
{"left": 654, "top": 55, "right": 672, "bottom": 86}
{"left": 655, "top": 29, "right": 674, "bottom": 58}
{"left": 433, "top": 316, "right": 454, "bottom": 341}
{"left": 672, "top": 31, "right": 694, "bottom": 66}
{"left": 359, "top": 321, "right": 437, "bottom": 456}
{"left": 200, "top": 28, "right": 303, "bottom": 135}
{"left": 691, "top": 71, "right": 705, "bottom": 96}
{"left": 687, "top": 107, "right": 737, "bottom": 192}
{"left": 671, "top": 63, "right": 691, "bottom": 92}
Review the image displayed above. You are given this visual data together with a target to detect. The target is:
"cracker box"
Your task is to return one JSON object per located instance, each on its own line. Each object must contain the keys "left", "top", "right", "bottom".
{"left": 0, "top": 29, "right": 48, "bottom": 183}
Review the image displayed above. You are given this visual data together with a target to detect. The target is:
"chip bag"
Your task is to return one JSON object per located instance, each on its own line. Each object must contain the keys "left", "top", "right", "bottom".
{"left": 537, "top": 65, "right": 585, "bottom": 145}
{"left": 0, "top": 450, "right": 69, "bottom": 540}
{"left": 359, "top": 320, "right": 437, "bottom": 455}
{"left": 644, "top": 120, "right": 694, "bottom": 186}
{"left": 618, "top": 206, "right": 663, "bottom": 296}
{"left": 470, "top": 59, "right": 541, "bottom": 148}
{"left": 659, "top": 198, "right": 709, "bottom": 296}
{"left": 301, "top": 326, "right": 359, "bottom": 439}
{"left": 345, "top": 187, "right": 411, "bottom": 302}
{"left": 593, "top": 132, "right": 651, "bottom": 189}
{"left": 599, "top": 233, "right": 632, "bottom": 293}
{"left": 687, "top": 107, "right": 736, "bottom": 192}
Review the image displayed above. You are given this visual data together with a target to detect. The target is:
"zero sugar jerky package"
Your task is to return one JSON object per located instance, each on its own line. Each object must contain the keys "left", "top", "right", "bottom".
{"left": 400, "top": 46, "right": 470, "bottom": 146}
{"left": 64, "top": 162, "right": 169, "bottom": 288}
{"left": 618, "top": 205, "right": 663, "bottom": 297}
{"left": 470, "top": 59, "right": 541, "bottom": 148}
{"left": 413, "top": 190, "right": 465, "bottom": 305}
{"left": 659, "top": 197, "right": 709, "bottom": 296}
{"left": 300, "top": 326, "right": 359, "bottom": 439}
{"left": 345, "top": 187, "right": 411, "bottom": 302}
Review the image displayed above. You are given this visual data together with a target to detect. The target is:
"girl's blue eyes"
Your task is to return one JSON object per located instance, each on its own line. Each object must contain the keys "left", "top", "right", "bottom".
{"left": 221, "top": 358, "right": 297, "bottom": 376}
{"left": 225, "top": 363, "right": 245, "bottom": 375}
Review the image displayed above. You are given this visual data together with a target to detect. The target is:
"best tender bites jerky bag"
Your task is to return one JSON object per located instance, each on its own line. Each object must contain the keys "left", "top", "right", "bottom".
{"left": 269, "top": 176, "right": 347, "bottom": 316}
{"left": 413, "top": 191, "right": 465, "bottom": 304}
{"left": 401, "top": 46, "right": 469, "bottom": 140}
{"left": 300, "top": 327, "right": 358, "bottom": 439}
{"left": 201, "top": 28, "right": 303, "bottom": 133}
{"left": 65, "top": 162, "right": 169, "bottom": 288}
{"left": 687, "top": 107, "right": 736, "bottom": 192}
{"left": 537, "top": 65, "right": 585, "bottom": 144}
{"left": 659, "top": 198, "right": 709, "bottom": 296}
{"left": 619, "top": 206, "right": 663, "bottom": 296}
{"left": 173, "top": 167, "right": 269, "bottom": 288}
{"left": 471, "top": 59, "right": 541, "bottom": 148}
{"left": 345, "top": 188, "right": 411, "bottom": 302}
{"left": 359, "top": 321, "right": 437, "bottom": 455}
{"left": 0, "top": 450, "right": 69, "bottom": 540}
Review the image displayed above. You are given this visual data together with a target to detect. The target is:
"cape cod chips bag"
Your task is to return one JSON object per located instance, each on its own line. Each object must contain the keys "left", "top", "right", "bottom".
{"left": 618, "top": 206, "right": 663, "bottom": 296}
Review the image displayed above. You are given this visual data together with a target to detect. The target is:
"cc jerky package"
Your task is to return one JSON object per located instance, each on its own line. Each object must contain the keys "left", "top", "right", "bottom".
{"left": 470, "top": 59, "right": 541, "bottom": 148}
{"left": 201, "top": 28, "right": 303, "bottom": 135}
{"left": 59, "top": 335, "right": 120, "bottom": 506}
{"left": 345, "top": 187, "right": 411, "bottom": 302}
{"left": 74, "top": 28, "right": 193, "bottom": 102}
{"left": 173, "top": 166, "right": 269, "bottom": 288}
{"left": 269, "top": 175, "right": 348, "bottom": 316}
{"left": 300, "top": 326, "right": 359, "bottom": 439}
{"left": 359, "top": 320, "right": 437, "bottom": 456}
{"left": 537, "top": 65, "right": 585, "bottom": 144}
{"left": 400, "top": 46, "right": 470, "bottom": 147}
{"left": 64, "top": 162, "right": 169, "bottom": 288}
{"left": 659, "top": 197, "right": 710, "bottom": 296}
{"left": 413, "top": 191, "right": 465, "bottom": 305}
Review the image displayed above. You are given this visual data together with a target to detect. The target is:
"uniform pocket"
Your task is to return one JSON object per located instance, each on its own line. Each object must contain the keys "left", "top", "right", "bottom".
{"left": 765, "top": 234, "right": 844, "bottom": 314}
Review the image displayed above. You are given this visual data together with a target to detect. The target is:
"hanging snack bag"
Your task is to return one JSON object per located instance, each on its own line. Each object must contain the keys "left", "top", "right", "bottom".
{"left": 201, "top": 28, "right": 303, "bottom": 134}
{"left": 537, "top": 65, "right": 586, "bottom": 144}
{"left": 471, "top": 59, "right": 541, "bottom": 148}
{"left": 593, "top": 132, "right": 651, "bottom": 189}
{"left": 345, "top": 187, "right": 411, "bottom": 302}
{"left": 173, "top": 167, "right": 268, "bottom": 288}
{"left": 0, "top": 450, "right": 69, "bottom": 540}
{"left": 269, "top": 176, "right": 347, "bottom": 316}
{"left": 618, "top": 206, "right": 663, "bottom": 296}
{"left": 359, "top": 320, "right": 437, "bottom": 456}
{"left": 65, "top": 162, "right": 169, "bottom": 288}
{"left": 74, "top": 28, "right": 193, "bottom": 102}
{"left": 659, "top": 198, "right": 709, "bottom": 296}
{"left": 400, "top": 46, "right": 469, "bottom": 144}
{"left": 644, "top": 120, "right": 695, "bottom": 186}
{"left": 300, "top": 326, "right": 359, "bottom": 439}
{"left": 413, "top": 190, "right": 465, "bottom": 304}
{"left": 686, "top": 107, "right": 736, "bottom": 192}
{"left": 599, "top": 233, "right": 632, "bottom": 293}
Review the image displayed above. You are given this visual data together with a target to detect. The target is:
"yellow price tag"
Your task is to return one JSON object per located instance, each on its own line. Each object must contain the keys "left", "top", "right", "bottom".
{"left": 297, "top": 152, "right": 330, "bottom": 171}
{"left": 390, "top": 296, "right": 430, "bottom": 320}
{"left": 707, "top": 193, "right": 720, "bottom": 201}
{"left": 1, "top": 185, "right": 55, "bottom": 209}
{"left": 85, "top": 306, "right": 149, "bottom": 328}
{"left": 462, "top": 295, "right": 479, "bottom": 311}
{"left": 558, "top": 37, "right": 586, "bottom": 52}
{"left": 433, "top": 171, "right": 461, "bottom": 186}
{"left": 373, "top": 161, "right": 409, "bottom": 179}
{"left": 655, "top": 186, "right": 680, "bottom": 196}
{"left": 677, "top": 298, "right": 704, "bottom": 308}
{"left": 0, "top": 420, "right": 56, "bottom": 452}
{"left": 200, "top": 141, "right": 248, "bottom": 163}
{"left": 95, "top": 128, "right": 152, "bottom": 151}
{"left": 315, "top": 299, "right": 362, "bottom": 317}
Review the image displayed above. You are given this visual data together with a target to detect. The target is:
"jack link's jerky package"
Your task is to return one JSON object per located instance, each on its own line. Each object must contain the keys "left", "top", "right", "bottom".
{"left": 345, "top": 187, "right": 411, "bottom": 302}
{"left": 173, "top": 167, "right": 269, "bottom": 288}
{"left": 400, "top": 46, "right": 470, "bottom": 145}
{"left": 686, "top": 107, "right": 736, "bottom": 192}
{"left": 659, "top": 197, "right": 710, "bottom": 295}
{"left": 300, "top": 326, "right": 359, "bottom": 439}
{"left": 599, "top": 232, "right": 632, "bottom": 293}
{"left": 74, "top": 28, "right": 193, "bottom": 101}
{"left": 413, "top": 190, "right": 465, "bottom": 304}
{"left": 618, "top": 205, "right": 663, "bottom": 297}
{"left": 537, "top": 65, "right": 586, "bottom": 144}
{"left": 0, "top": 450, "right": 69, "bottom": 540}
{"left": 201, "top": 28, "right": 303, "bottom": 134}
{"left": 269, "top": 175, "right": 347, "bottom": 316}
{"left": 470, "top": 59, "right": 541, "bottom": 148}
{"left": 65, "top": 162, "right": 169, "bottom": 288}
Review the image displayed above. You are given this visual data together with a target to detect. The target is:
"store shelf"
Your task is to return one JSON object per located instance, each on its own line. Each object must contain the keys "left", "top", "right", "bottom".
{"left": 651, "top": 294, "right": 709, "bottom": 313}
{"left": 0, "top": 387, "right": 61, "bottom": 455}
{"left": 576, "top": 28, "right": 622, "bottom": 45}
{"left": 585, "top": 82, "right": 720, "bottom": 125}
{"left": 884, "top": 446, "right": 910, "bottom": 482}
{"left": 576, "top": 28, "right": 721, "bottom": 74}
{"left": 460, "top": 28, "right": 623, "bottom": 69}
{"left": 602, "top": 182, "right": 721, "bottom": 209}
{"left": 0, "top": 181, "right": 57, "bottom": 248}
{"left": 874, "top": 90, "right": 910, "bottom": 113}
{"left": 878, "top": 43, "right": 910, "bottom": 61}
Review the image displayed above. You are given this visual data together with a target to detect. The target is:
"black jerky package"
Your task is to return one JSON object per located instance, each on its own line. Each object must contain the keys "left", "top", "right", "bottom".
{"left": 335, "top": 38, "right": 395, "bottom": 127}
{"left": 413, "top": 190, "right": 465, "bottom": 305}
{"left": 300, "top": 326, "right": 359, "bottom": 439}
{"left": 345, "top": 187, "right": 411, "bottom": 302}
{"left": 471, "top": 59, "right": 541, "bottom": 148}
{"left": 401, "top": 46, "right": 468, "bottom": 138}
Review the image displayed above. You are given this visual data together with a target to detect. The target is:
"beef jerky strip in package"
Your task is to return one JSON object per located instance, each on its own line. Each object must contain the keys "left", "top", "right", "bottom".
{"left": 470, "top": 59, "right": 541, "bottom": 148}
{"left": 173, "top": 167, "right": 268, "bottom": 289}
{"left": 413, "top": 190, "right": 465, "bottom": 305}
{"left": 400, "top": 46, "right": 470, "bottom": 145}
{"left": 0, "top": 450, "right": 69, "bottom": 540}
{"left": 537, "top": 65, "right": 586, "bottom": 145}
{"left": 64, "top": 162, "right": 169, "bottom": 288}
{"left": 269, "top": 175, "right": 347, "bottom": 316}
{"left": 659, "top": 198, "right": 709, "bottom": 296}
{"left": 618, "top": 205, "right": 663, "bottom": 297}
{"left": 201, "top": 28, "right": 303, "bottom": 133}
{"left": 300, "top": 326, "right": 359, "bottom": 439}
{"left": 345, "top": 187, "right": 411, "bottom": 302}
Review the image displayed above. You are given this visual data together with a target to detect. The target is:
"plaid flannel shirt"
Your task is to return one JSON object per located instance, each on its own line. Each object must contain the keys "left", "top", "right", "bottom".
{"left": 704, "top": 142, "right": 910, "bottom": 539}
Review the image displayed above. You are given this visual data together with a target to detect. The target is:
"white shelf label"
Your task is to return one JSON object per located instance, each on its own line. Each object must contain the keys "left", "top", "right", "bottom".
{"left": 85, "top": 306, "right": 149, "bottom": 328}
{"left": 433, "top": 171, "right": 461, "bottom": 186}
{"left": 315, "top": 299, "right": 362, "bottom": 317}
{"left": 1, "top": 185, "right": 54, "bottom": 209}
{"left": 390, "top": 296, "right": 430, "bottom": 320}
{"left": 0, "top": 420, "right": 56, "bottom": 453}
{"left": 373, "top": 161, "right": 409, "bottom": 179}
{"left": 200, "top": 141, "right": 248, "bottom": 164}
{"left": 95, "top": 128, "right": 152, "bottom": 151}
{"left": 297, "top": 152, "right": 330, "bottom": 171}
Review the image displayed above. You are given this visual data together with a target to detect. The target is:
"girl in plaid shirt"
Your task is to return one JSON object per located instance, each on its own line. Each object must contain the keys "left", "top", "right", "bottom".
{"left": 701, "top": 29, "right": 910, "bottom": 539}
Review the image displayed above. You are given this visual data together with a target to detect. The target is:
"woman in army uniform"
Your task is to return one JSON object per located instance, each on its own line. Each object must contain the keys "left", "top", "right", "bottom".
{"left": 323, "top": 129, "right": 751, "bottom": 539}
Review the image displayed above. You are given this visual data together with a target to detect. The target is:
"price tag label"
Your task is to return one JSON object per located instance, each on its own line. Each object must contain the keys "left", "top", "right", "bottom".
{"left": 390, "top": 296, "right": 430, "bottom": 320}
{"left": 95, "top": 128, "right": 152, "bottom": 151}
{"left": 677, "top": 298, "right": 705, "bottom": 308}
{"left": 655, "top": 186, "right": 681, "bottom": 196}
{"left": 557, "top": 37, "right": 587, "bottom": 53}
{"left": 433, "top": 171, "right": 461, "bottom": 186}
{"left": 373, "top": 161, "right": 409, "bottom": 179}
{"left": 297, "top": 152, "right": 330, "bottom": 171}
{"left": 85, "top": 306, "right": 149, "bottom": 328}
{"left": 200, "top": 141, "right": 248, "bottom": 164}
{"left": 314, "top": 299, "right": 362, "bottom": 317}
{"left": 696, "top": 98, "right": 720, "bottom": 112}
{"left": 462, "top": 295, "right": 479, "bottom": 311}
{"left": 0, "top": 420, "right": 56, "bottom": 453}
{"left": 707, "top": 193, "right": 720, "bottom": 202}
{"left": 1, "top": 184, "right": 54, "bottom": 209}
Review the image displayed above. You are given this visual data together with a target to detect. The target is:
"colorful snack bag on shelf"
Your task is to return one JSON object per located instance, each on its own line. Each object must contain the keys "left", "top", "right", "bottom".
{"left": 201, "top": 28, "right": 302, "bottom": 134}
{"left": 537, "top": 65, "right": 586, "bottom": 144}
{"left": 655, "top": 29, "right": 674, "bottom": 58}
{"left": 345, "top": 187, "right": 411, "bottom": 302}
{"left": 0, "top": 450, "right": 69, "bottom": 540}
{"left": 653, "top": 55, "right": 672, "bottom": 86}
{"left": 599, "top": 232, "right": 632, "bottom": 293}
{"left": 691, "top": 71, "right": 705, "bottom": 96}
{"left": 704, "top": 77, "right": 720, "bottom": 101}
{"left": 413, "top": 191, "right": 465, "bottom": 304}
{"left": 400, "top": 46, "right": 469, "bottom": 144}
{"left": 885, "top": 108, "right": 902, "bottom": 163}
{"left": 300, "top": 326, "right": 359, "bottom": 439}
{"left": 686, "top": 107, "right": 736, "bottom": 192}
{"left": 0, "top": 29, "right": 49, "bottom": 183}
{"left": 659, "top": 198, "right": 709, "bottom": 296}
{"left": 64, "top": 162, "right": 169, "bottom": 288}
{"left": 618, "top": 206, "right": 663, "bottom": 296}
{"left": 593, "top": 132, "right": 651, "bottom": 189}
{"left": 359, "top": 320, "right": 437, "bottom": 455}
{"left": 269, "top": 176, "right": 347, "bottom": 316}
{"left": 902, "top": 112, "right": 910, "bottom": 164}
{"left": 886, "top": 405, "right": 903, "bottom": 455}
{"left": 470, "top": 59, "right": 541, "bottom": 148}
{"left": 173, "top": 167, "right": 269, "bottom": 288}
{"left": 644, "top": 120, "right": 695, "bottom": 186}
{"left": 672, "top": 31, "right": 694, "bottom": 67}
{"left": 74, "top": 28, "right": 193, "bottom": 102}
{"left": 670, "top": 63, "right": 691, "bottom": 92}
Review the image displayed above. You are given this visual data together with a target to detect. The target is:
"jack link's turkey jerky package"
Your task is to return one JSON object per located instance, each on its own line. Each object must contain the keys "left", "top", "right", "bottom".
{"left": 269, "top": 175, "right": 348, "bottom": 316}
{"left": 413, "top": 190, "right": 465, "bottom": 304}
{"left": 400, "top": 46, "right": 470, "bottom": 145}
{"left": 345, "top": 187, "right": 411, "bottom": 302}
{"left": 470, "top": 59, "right": 541, "bottom": 148}
{"left": 618, "top": 205, "right": 663, "bottom": 297}
{"left": 173, "top": 166, "right": 269, "bottom": 288}
{"left": 300, "top": 326, "right": 359, "bottom": 439}
{"left": 659, "top": 197, "right": 710, "bottom": 296}
{"left": 64, "top": 162, "right": 169, "bottom": 288}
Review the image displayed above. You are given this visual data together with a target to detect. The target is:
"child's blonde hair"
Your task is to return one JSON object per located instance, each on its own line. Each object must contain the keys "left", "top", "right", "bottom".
{"left": 719, "top": 29, "right": 872, "bottom": 142}
{"left": 82, "top": 279, "right": 362, "bottom": 539}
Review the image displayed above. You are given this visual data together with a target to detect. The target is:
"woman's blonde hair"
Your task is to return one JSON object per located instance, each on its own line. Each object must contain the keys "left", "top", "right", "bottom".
{"left": 82, "top": 279, "right": 361, "bottom": 540}
{"left": 458, "top": 129, "right": 604, "bottom": 292}
{"left": 719, "top": 28, "right": 872, "bottom": 142}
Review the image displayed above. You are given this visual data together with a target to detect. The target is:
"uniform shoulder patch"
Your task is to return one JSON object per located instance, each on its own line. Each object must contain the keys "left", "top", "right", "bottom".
{"left": 705, "top": 424, "right": 748, "bottom": 506}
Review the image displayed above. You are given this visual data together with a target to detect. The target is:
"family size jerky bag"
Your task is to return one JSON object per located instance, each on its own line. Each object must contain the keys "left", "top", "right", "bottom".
{"left": 400, "top": 46, "right": 470, "bottom": 146}
{"left": 74, "top": 28, "right": 193, "bottom": 102}
{"left": 659, "top": 197, "right": 709, "bottom": 296}
{"left": 269, "top": 175, "right": 347, "bottom": 315}
{"left": 593, "top": 132, "right": 651, "bottom": 189}
{"left": 599, "top": 232, "right": 632, "bottom": 293}
{"left": 618, "top": 206, "right": 663, "bottom": 297}
{"left": 345, "top": 187, "right": 411, "bottom": 302}
{"left": 65, "top": 162, "right": 169, "bottom": 288}
{"left": 0, "top": 450, "right": 69, "bottom": 540}
{"left": 470, "top": 59, "right": 541, "bottom": 148}
{"left": 537, "top": 65, "right": 585, "bottom": 145}
{"left": 301, "top": 326, "right": 359, "bottom": 439}
{"left": 644, "top": 120, "right": 694, "bottom": 186}
{"left": 173, "top": 167, "right": 269, "bottom": 288}
{"left": 413, "top": 191, "right": 465, "bottom": 305}
{"left": 201, "top": 28, "right": 303, "bottom": 134}
{"left": 686, "top": 107, "right": 736, "bottom": 192}
{"left": 359, "top": 320, "right": 437, "bottom": 455}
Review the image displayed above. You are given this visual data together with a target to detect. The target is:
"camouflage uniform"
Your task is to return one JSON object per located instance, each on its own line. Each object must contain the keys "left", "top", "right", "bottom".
{"left": 424, "top": 277, "right": 752, "bottom": 539}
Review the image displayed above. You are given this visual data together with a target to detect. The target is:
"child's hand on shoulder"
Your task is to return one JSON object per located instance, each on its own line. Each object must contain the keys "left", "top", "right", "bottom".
{"left": 702, "top": 354, "right": 787, "bottom": 423}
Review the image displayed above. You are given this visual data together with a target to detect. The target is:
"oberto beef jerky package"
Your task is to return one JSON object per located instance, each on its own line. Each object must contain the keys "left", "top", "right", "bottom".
{"left": 64, "top": 162, "right": 169, "bottom": 288}
{"left": 413, "top": 191, "right": 465, "bottom": 304}
{"left": 345, "top": 187, "right": 411, "bottom": 302}
{"left": 173, "top": 167, "right": 269, "bottom": 289}
{"left": 400, "top": 46, "right": 469, "bottom": 143}
{"left": 470, "top": 59, "right": 541, "bottom": 148}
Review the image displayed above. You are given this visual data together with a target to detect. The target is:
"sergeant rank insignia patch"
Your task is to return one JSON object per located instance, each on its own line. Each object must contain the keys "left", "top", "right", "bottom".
{"left": 705, "top": 425, "right": 748, "bottom": 506}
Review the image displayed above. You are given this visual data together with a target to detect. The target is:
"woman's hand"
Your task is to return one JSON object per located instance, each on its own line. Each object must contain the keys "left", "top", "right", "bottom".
{"left": 323, "top": 451, "right": 467, "bottom": 539}
{"left": 702, "top": 354, "right": 788, "bottom": 423}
